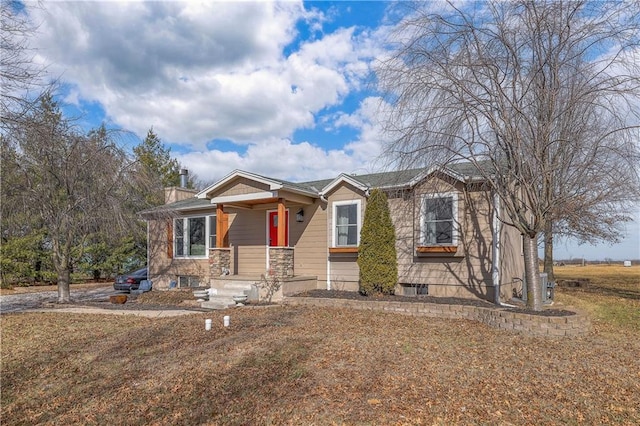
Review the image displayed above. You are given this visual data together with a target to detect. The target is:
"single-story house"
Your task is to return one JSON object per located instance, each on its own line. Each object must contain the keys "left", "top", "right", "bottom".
{"left": 140, "top": 164, "right": 524, "bottom": 303}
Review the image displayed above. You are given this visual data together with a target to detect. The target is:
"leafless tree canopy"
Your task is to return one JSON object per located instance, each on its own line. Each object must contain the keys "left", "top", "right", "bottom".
{"left": 377, "top": 0, "right": 640, "bottom": 309}
{"left": 2, "top": 95, "right": 141, "bottom": 301}
{"left": 1, "top": 0, "right": 46, "bottom": 129}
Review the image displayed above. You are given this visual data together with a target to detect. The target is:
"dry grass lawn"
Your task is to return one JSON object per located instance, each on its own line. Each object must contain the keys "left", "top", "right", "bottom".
{"left": 554, "top": 264, "right": 640, "bottom": 332}
{"left": 2, "top": 265, "right": 639, "bottom": 425}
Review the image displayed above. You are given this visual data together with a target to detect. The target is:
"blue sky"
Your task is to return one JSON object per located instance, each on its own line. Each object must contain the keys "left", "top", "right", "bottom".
{"left": 23, "top": 0, "right": 639, "bottom": 260}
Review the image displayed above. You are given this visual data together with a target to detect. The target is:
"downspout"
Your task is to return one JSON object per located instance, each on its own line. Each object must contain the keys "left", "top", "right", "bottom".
{"left": 491, "top": 192, "right": 501, "bottom": 305}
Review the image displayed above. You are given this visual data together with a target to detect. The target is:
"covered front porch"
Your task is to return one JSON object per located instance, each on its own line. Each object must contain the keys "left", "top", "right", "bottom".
{"left": 198, "top": 170, "right": 326, "bottom": 294}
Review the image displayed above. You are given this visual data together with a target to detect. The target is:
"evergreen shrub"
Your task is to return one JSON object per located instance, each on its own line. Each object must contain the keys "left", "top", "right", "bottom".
{"left": 357, "top": 188, "right": 398, "bottom": 295}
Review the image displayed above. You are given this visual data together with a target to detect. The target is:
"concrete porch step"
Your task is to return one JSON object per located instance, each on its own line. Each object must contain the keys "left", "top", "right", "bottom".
{"left": 200, "top": 279, "right": 253, "bottom": 309}
{"left": 200, "top": 297, "right": 236, "bottom": 310}
{"left": 220, "top": 281, "right": 256, "bottom": 290}
{"left": 211, "top": 288, "right": 250, "bottom": 297}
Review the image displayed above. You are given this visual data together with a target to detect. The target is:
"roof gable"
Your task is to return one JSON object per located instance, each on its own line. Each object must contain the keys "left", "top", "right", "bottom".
{"left": 320, "top": 173, "right": 369, "bottom": 197}
{"left": 197, "top": 170, "right": 285, "bottom": 199}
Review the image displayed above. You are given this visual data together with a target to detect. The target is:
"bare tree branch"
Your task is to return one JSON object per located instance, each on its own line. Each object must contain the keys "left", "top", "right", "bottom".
{"left": 378, "top": 0, "right": 640, "bottom": 310}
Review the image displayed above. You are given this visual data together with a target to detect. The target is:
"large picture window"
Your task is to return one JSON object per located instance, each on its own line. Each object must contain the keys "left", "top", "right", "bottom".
{"left": 333, "top": 200, "right": 361, "bottom": 247}
{"left": 421, "top": 193, "right": 458, "bottom": 246}
{"left": 174, "top": 215, "right": 214, "bottom": 257}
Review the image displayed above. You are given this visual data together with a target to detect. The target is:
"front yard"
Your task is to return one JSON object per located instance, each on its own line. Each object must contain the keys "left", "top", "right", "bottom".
{"left": 2, "top": 265, "right": 638, "bottom": 425}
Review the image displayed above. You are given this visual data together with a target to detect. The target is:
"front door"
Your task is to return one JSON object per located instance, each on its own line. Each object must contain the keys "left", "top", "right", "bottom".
{"left": 268, "top": 210, "right": 289, "bottom": 247}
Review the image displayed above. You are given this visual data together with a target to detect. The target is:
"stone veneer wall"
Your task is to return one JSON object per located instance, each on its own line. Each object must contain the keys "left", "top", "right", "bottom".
{"left": 284, "top": 297, "right": 590, "bottom": 337}
{"left": 269, "top": 247, "right": 294, "bottom": 279}
{"left": 209, "top": 248, "right": 231, "bottom": 276}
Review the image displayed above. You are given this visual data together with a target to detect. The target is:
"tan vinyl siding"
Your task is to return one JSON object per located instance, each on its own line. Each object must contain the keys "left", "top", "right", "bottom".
{"left": 290, "top": 200, "right": 328, "bottom": 280}
{"left": 147, "top": 218, "right": 211, "bottom": 290}
{"left": 499, "top": 216, "right": 525, "bottom": 301}
{"left": 226, "top": 209, "right": 267, "bottom": 274}
{"left": 327, "top": 254, "right": 360, "bottom": 291}
{"left": 216, "top": 177, "right": 270, "bottom": 197}
{"left": 326, "top": 183, "right": 367, "bottom": 289}
{"left": 391, "top": 176, "right": 495, "bottom": 300}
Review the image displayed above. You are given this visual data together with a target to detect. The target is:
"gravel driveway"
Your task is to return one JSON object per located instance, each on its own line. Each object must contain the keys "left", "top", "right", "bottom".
{"left": 0, "top": 285, "right": 117, "bottom": 314}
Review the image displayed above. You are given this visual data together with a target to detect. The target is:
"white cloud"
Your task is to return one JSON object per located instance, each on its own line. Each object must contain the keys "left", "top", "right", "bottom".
{"left": 176, "top": 95, "right": 393, "bottom": 185}
{"left": 29, "top": 1, "right": 380, "bottom": 149}
{"left": 24, "top": 0, "right": 403, "bottom": 199}
{"left": 177, "top": 137, "right": 362, "bottom": 184}
{"left": 333, "top": 96, "right": 394, "bottom": 171}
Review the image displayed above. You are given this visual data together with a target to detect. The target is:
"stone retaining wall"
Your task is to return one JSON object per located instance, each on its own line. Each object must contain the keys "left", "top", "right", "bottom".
{"left": 283, "top": 297, "right": 590, "bottom": 337}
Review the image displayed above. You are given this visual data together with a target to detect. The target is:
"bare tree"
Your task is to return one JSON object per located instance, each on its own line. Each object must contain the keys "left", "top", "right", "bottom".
{"left": 4, "top": 94, "right": 137, "bottom": 302}
{"left": 1, "top": 0, "right": 47, "bottom": 129}
{"left": 378, "top": 1, "right": 640, "bottom": 310}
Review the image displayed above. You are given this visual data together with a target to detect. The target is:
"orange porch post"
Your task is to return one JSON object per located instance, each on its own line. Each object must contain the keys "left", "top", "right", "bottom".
{"left": 216, "top": 204, "right": 229, "bottom": 248}
{"left": 277, "top": 198, "right": 286, "bottom": 246}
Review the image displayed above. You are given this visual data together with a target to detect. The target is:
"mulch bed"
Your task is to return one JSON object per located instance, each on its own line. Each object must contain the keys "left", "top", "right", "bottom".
{"left": 50, "top": 288, "right": 575, "bottom": 317}
{"left": 295, "top": 289, "right": 495, "bottom": 306}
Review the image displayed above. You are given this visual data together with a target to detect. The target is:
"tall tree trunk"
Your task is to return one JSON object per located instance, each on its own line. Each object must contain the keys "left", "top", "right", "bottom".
{"left": 543, "top": 221, "right": 555, "bottom": 283}
{"left": 57, "top": 267, "right": 71, "bottom": 303}
{"left": 523, "top": 234, "right": 542, "bottom": 311}
{"left": 54, "top": 244, "right": 72, "bottom": 303}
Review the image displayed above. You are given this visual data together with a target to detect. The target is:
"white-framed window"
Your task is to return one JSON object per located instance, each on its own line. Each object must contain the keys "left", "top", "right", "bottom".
{"left": 174, "top": 215, "right": 215, "bottom": 258}
{"left": 421, "top": 193, "right": 458, "bottom": 246}
{"left": 209, "top": 215, "right": 217, "bottom": 248}
{"left": 332, "top": 200, "right": 361, "bottom": 247}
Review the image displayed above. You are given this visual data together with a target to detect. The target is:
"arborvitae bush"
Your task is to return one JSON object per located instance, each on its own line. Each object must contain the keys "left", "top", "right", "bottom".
{"left": 357, "top": 188, "right": 398, "bottom": 295}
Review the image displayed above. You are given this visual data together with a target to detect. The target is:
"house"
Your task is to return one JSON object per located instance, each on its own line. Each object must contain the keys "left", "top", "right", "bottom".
{"left": 140, "top": 164, "right": 524, "bottom": 303}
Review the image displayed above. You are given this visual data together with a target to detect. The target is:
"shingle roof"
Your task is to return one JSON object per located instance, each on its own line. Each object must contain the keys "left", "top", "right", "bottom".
{"left": 138, "top": 197, "right": 212, "bottom": 217}
{"left": 142, "top": 161, "right": 490, "bottom": 215}
{"left": 299, "top": 161, "right": 489, "bottom": 192}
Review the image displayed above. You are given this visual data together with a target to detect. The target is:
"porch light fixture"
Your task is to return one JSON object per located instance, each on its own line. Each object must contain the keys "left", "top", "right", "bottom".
{"left": 296, "top": 208, "right": 304, "bottom": 222}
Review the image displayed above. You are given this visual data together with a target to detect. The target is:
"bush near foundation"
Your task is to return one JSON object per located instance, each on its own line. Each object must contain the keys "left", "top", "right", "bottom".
{"left": 358, "top": 188, "right": 398, "bottom": 295}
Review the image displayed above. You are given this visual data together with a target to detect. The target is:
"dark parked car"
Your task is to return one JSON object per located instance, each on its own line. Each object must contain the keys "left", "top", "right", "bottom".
{"left": 114, "top": 267, "right": 149, "bottom": 292}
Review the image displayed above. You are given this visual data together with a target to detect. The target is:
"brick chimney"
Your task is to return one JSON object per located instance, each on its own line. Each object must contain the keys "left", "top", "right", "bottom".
{"left": 164, "top": 169, "right": 197, "bottom": 204}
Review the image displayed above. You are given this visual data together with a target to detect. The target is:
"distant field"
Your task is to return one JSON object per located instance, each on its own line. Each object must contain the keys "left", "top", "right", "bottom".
{"left": 554, "top": 264, "right": 639, "bottom": 332}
